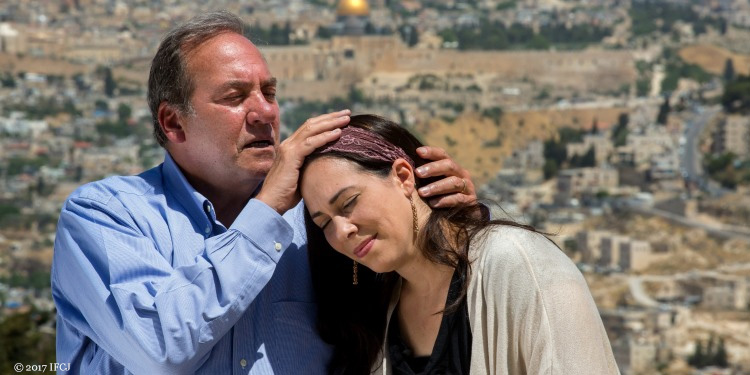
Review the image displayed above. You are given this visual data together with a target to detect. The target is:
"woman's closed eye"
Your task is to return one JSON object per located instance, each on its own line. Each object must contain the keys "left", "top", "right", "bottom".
{"left": 342, "top": 194, "right": 358, "bottom": 211}
{"left": 319, "top": 219, "right": 330, "bottom": 230}
{"left": 318, "top": 195, "right": 359, "bottom": 230}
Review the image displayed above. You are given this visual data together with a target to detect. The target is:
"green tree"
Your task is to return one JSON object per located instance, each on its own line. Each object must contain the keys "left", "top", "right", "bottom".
{"left": 95, "top": 99, "right": 109, "bottom": 112}
{"left": 612, "top": 113, "right": 629, "bottom": 146}
{"left": 636, "top": 78, "right": 650, "bottom": 97}
{"left": 0, "top": 73, "right": 15, "bottom": 88}
{"left": 581, "top": 146, "right": 596, "bottom": 167}
{"left": 719, "top": 18, "right": 728, "bottom": 35}
{"left": 722, "top": 75, "right": 750, "bottom": 113}
{"left": 563, "top": 238, "right": 578, "bottom": 253}
{"left": 714, "top": 338, "right": 729, "bottom": 367}
{"left": 316, "top": 25, "right": 333, "bottom": 39}
{"left": 657, "top": 96, "right": 670, "bottom": 125}
{"left": 73, "top": 73, "right": 88, "bottom": 91}
{"left": 102, "top": 67, "right": 116, "bottom": 97}
{"left": 724, "top": 58, "right": 736, "bottom": 82}
{"left": 117, "top": 103, "right": 132, "bottom": 123}
{"left": 688, "top": 340, "right": 705, "bottom": 368}
{"left": 0, "top": 204, "right": 20, "bottom": 221}
{"left": 558, "top": 127, "right": 585, "bottom": 143}
{"left": 399, "top": 25, "right": 419, "bottom": 47}
{"left": 481, "top": 106, "right": 503, "bottom": 125}
{"left": 543, "top": 159, "right": 558, "bottom": 179}
{"left": 706, "top": 152, "right": 735, "bottom": 174}
{"left": 543, "top": 139, "right": 566, "bottom": 164}
{"left": 569, "top": 146, "right": 596, "bottom": 168}
{"left": 0, "top": 311, "right": 56, "bottom": 373}
{"left": 528, "top": 33, "right": 550, "bottom": 50}
{"left": 706, "top": 335, "right": 716, "bottom": 364}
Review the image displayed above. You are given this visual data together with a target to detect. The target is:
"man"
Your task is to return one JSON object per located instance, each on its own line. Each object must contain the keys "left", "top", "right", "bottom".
{"left": 52, "top": 11, "right": 477, "bottom": 374}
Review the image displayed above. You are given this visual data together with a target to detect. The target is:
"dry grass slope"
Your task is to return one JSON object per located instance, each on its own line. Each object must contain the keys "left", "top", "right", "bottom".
{"left": 679, "top": 44, "right": 750, "bottom": 76}
{"left": 415, "top": 107, "right": 628, "bottom": 185}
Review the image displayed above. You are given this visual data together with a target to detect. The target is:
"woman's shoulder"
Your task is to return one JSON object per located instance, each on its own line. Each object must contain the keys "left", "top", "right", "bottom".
{"left": 471, "top": 225, "right": 581, "bottom": 280}
{"left": 472, "top": 225, "right": 557, "bottom": 259}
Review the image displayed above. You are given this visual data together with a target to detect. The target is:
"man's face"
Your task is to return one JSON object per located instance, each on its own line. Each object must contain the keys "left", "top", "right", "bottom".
{"left": 174, "top": 32, "right": 280, "bottom": 189}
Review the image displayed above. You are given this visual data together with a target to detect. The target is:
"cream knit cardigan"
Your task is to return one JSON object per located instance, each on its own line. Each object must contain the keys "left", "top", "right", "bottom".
{"left": 372, "top": 226, "right": 620, "bottom": 375}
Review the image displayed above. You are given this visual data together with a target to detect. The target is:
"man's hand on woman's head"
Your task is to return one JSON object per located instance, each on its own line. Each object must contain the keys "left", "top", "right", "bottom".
{"left": 256, "top": 110, "right": 350, "bottom": 214}
{"left": 414, "top": 146, "right": 477, "bottom": 208}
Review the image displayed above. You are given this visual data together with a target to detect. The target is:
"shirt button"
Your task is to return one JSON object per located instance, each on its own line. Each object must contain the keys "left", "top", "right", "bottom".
{"left": 274, "top": 242, "right": 282, "bottom": 251}
{"left": 240, "top": 358, "right": 247, "bottom": 368}
{"left": 204, "top": 226, "right": 211, "bottom": 234}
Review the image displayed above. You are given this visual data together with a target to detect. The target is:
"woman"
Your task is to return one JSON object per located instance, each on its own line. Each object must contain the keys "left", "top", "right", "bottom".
{"left": 299, "top": 114, "right": 619, "bottom": 375}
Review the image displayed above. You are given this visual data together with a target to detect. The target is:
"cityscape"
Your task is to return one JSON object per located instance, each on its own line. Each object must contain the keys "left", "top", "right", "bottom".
{"left": 1, "top": 0, "right": 750, "bottom": 373}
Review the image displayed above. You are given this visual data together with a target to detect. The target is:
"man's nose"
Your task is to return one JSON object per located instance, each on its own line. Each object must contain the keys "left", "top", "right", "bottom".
{"left": 245, "top": 92, "right": 277, "bottom": 124}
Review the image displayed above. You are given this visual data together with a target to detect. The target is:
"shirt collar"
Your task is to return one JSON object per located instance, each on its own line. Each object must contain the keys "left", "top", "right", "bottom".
{"left": 162, "top": 152, "right": 217, "bottom": 229}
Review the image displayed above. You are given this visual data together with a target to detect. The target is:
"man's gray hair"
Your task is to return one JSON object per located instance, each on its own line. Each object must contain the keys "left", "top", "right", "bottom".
{"left": 147, "top": 10, "right": 244, "bottom": 147}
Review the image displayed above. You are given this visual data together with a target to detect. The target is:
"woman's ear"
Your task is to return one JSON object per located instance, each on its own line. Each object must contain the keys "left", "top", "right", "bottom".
{"left": 158, "top": 102, "right": 186, "bottom": 143}
{"left": 391, "top": 159, "right": 416, "bottom": 197}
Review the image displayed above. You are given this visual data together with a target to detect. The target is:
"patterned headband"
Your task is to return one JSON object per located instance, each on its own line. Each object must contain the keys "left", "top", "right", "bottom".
{"left": 315, "top": 126, "right": 415, "bottom": 167}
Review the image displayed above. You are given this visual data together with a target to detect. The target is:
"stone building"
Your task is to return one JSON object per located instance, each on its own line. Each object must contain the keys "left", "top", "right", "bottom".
{"left": 619, "top": 240, "right": 652, "bottom": 272}
{"left": 262, "top": 24, "right": 636, "bottom": 103}
{"left": 566, "top": 134, "right": 614, "bottom": 166}
{"left": 503, "top": 140, "right": 545, "bottom": 170}
{"left": 555, "top": 167, "right": 618, "bottom": 204}
{"left": 612, "top": 335, "right": 657, "bottom": 375}
{"left": 577, "top": 230, "right": 656, "bottom": 272}
{"left": 712, "top": 115, "right": 750, "bottom": 158}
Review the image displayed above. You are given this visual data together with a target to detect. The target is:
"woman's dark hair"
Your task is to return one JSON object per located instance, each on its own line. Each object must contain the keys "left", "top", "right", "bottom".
{"left": 301, "top": 114, "right": 537, "bottom": 374}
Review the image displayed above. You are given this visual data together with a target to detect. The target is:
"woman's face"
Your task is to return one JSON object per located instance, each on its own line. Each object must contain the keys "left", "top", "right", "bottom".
{"left": 300, "top": 157, "right": 417, "bottom": 273}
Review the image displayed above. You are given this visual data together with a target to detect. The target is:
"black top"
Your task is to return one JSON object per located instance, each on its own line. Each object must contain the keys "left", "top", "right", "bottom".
{"left": 387, "top": 269, "right": 472, "bottom": 375}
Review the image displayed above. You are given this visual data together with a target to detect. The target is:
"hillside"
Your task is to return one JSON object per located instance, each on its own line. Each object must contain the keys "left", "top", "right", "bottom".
{"left": 679, "top": 44, "right": 750, "bottom": 76}
{"left": 414, "top": 107, "right": 628, "bottom": 185}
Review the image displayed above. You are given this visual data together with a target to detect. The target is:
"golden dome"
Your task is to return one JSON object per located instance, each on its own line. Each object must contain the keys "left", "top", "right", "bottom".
{"left": 336, "top": 0, "right": 370, "bottom": 16}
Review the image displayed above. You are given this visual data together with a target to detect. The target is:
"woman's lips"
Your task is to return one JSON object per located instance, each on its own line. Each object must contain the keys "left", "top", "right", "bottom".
{"left": 353, "top": 235, "right": 376, "bottom": 258}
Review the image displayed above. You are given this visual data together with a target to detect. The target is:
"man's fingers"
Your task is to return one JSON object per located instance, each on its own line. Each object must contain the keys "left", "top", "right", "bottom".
{"left": 303, "top": 128, "right": 342, "bottom": 150}
{"left": 418, "top": 176, "right": 466, "bottom": 197}
{"left": 299, "top": 110, "right": 351, "bottom": 135}
{"left": 416, "top": 146, "right": 448, "bottom": 162}
{"left": 416, "top": 158, "right": 460, "bottom": 179}
{"left": 282, "top": 110, "right": 349, "bottom": 158}
{"left": 426, "top": 193, "right": 474, "bottom": 209}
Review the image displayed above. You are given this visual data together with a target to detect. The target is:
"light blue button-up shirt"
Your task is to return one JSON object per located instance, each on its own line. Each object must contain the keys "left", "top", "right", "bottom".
{"left": 52, "top": 153, "right": 332, "bottom": 374}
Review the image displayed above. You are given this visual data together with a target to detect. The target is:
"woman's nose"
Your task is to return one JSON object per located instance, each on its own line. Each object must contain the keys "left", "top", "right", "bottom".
{"left": 333, "top": 217, "right": 357, "bottom": 243}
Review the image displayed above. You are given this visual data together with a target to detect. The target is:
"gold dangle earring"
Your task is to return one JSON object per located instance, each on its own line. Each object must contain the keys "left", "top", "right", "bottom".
{"left": 410, "top": 196, "right": 419, "bottom": 240}
{"left": 352, "top": 260, "right": 358, "bottom": 285}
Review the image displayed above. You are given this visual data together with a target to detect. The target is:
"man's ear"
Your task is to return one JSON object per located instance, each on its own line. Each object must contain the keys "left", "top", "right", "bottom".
{"left": 391, "top": 159, "right": 416, "bottom": 197}
{"left": 158, "top": 102, "right": 186, "bottom": 143}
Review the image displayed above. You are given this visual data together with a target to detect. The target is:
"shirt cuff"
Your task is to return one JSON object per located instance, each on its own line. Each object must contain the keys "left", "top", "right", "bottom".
{"left": 230, "top": 199, "right": 294, "bottom": 262}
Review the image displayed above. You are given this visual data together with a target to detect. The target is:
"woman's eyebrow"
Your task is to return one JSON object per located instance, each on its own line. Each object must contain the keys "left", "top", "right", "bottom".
{"left": 328, "top": 186, "right": 355, "bottom": 205}
{"left": 309, "top": 186, "right": 355, "bottom": 220}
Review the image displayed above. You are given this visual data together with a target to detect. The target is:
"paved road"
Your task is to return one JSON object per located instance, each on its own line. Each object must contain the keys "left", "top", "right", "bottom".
{"left": 628, "top": 276, "right": 659, "bottom": 307}
{"left": 625, "top": 205, "right": 750, "bottom": 241}
{"left": 680, "top": 105, "right": 729, "bottom": 197}
{"left": 627, "top": 266, "right": 750, "bottom": 308}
